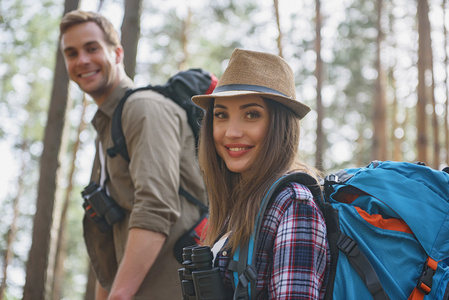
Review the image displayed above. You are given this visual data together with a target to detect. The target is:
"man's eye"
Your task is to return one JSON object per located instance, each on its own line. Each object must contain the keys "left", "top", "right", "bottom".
{"left": 65, "top": 52, "right": 77, "bottom": 58}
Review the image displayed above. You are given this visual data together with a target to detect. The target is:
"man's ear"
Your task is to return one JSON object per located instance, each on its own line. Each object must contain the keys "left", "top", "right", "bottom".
{"left": 115, "top": 46, "right": 124, "bottom": 64}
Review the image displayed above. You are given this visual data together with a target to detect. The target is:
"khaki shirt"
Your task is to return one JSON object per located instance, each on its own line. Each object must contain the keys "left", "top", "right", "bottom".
{"left": 83, "top": 76, "right": 206, "bottom": 299}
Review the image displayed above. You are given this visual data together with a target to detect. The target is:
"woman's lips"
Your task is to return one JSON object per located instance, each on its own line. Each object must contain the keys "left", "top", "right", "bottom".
{"left": 225, "top": 145, "right": 254, "bottom": 157}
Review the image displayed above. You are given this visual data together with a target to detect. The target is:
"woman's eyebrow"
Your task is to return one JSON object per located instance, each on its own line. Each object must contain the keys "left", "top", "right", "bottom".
{"left": 240, "top": 103, "right": 264, "bottom": 109}
{"left": 213, "top": 104, "right": 227, "bottom": 109}
{"left": 213, "top": 103, "right": 265, "bottom": 110}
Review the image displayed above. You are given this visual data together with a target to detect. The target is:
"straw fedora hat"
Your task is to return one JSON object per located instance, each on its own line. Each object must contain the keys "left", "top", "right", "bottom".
{"left": 192, "top": 49, "right": 311, "bottom": 119}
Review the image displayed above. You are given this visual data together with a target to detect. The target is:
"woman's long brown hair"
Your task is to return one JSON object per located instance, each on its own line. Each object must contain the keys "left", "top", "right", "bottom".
{"left": 198, "top": 97, "right": 314, "bottom": 253}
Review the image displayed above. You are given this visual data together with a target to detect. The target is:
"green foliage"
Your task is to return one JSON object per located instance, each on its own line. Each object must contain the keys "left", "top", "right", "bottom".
{"left": 0, "top": 0, "right": 62, "bottom": 143}
{"left": 324, "top": 0, "right": 379, "bottom": 170}
{"left": 57, "top": 185, "right": 89, "bottom": 299}
{"left": 0, "top": 0, "right": 63, "bottom": 298}
{"left": 135, "top": 0, "right": 261, "bottom": 84}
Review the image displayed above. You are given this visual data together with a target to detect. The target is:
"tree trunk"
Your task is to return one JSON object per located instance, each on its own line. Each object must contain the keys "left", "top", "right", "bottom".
{"left": 372, "top": 0, "right": 387, "bottom": 161}
{"left": 22, "top": 0, "right": 79, "bottom": 299}
{"left": 51, "top": 95, "right": 88, "bottom": 300}
{"left": 389, "top": 69, "right": 402, "bottom": 162}
{"left": 315, "top": 0, "right": 324, "bottom": 171}
{"left": 356, "top": 130, "right": 365, "bottom": 167}
{"left": 121, "top": 0, "right": 143, "bottom": 79}
{"left": 273, "top": 0, "right": 283, "bottom": 58}
{"left": 416, "top": 0, "right": 430, "bottom": 164}
{"left": 444, "top": 0, "right": 449, "bottom": 165}
{"left": 46, "top": 95, "right": 73, "bottom": 300}
{"left": 179, "top": 8, "right": 192, "bottom": 71}
{"left": 428, "top": 35, "right": 439, "bottom": 169}
{"left": 0, "top": 142, "right": 28, "bottom": 300}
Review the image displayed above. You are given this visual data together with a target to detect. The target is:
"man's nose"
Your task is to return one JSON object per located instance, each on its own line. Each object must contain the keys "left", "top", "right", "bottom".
{"left": 77, "top": 51, "right": 90, "bottom": 65}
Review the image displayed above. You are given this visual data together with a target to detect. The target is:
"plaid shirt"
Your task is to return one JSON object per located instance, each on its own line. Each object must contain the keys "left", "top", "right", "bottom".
{"left": 215, "top": 183, "right": 330, "bottom": 299}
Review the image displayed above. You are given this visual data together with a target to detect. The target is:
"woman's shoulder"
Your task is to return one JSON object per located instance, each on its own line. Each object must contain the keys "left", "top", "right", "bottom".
{"left": 264, "top": 180, "right": 323, "bottom": 221}
{"left": 272, "top": 181, "right": 316, "bottom": 207}
{"left": 261, "top": 180, "right": 326, "bottom": 240}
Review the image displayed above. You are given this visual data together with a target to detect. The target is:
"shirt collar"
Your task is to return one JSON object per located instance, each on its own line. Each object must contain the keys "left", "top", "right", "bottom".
{"left": 97, "top": 76, "right": 135, "bottom": 119}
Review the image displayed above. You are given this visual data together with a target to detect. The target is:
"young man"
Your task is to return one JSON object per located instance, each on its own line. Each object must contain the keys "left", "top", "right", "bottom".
{"left": 59, "top": 10, "right": 206, "bottom": 299}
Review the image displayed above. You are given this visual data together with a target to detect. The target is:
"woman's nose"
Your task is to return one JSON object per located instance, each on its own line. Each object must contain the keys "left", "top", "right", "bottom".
{"left": 225, "top": 118, "right": 244, "bottom": 138}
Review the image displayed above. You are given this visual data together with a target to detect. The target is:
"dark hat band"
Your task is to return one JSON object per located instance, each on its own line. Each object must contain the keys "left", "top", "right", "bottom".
{"left": 214, "top": 84, "right": 292, "bottom": 99}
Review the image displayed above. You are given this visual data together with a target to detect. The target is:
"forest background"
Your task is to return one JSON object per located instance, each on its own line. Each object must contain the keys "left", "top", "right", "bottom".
{"left": 0, "top": 0, "right": 448, "bottom": 299}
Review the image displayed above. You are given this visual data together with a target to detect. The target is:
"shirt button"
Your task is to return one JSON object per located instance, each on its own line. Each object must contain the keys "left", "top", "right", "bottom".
{"left": 222, "top": 251, "right": 227, "bottom": 256}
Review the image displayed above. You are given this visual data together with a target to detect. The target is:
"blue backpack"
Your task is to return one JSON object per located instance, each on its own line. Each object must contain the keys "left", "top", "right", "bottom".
{"left": 231, "top": 161, "right": 449, "bottom": 300}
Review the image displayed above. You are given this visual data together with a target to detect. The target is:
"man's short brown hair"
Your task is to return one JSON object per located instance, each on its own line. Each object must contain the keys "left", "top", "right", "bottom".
{"left": 59, "top": 10, "right": 121, "bottom": 48}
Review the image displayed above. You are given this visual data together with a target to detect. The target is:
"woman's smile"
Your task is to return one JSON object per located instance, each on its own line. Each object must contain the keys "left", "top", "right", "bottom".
{"left": 224, "top": 144, "right": 255, "bottom": 157}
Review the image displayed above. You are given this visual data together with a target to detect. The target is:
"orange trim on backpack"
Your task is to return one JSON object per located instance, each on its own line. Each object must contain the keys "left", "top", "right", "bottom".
{"left": 426, "top": 257, "right": 438, "bottom": 270}
{"left": 409, "top": 286, "right": 425, "bottom": 300}
{"left": 408, "top": 257, "right": 438, "bottom": 300}
{"left": 354, "top": 207, "right": 413, "bottom": 234}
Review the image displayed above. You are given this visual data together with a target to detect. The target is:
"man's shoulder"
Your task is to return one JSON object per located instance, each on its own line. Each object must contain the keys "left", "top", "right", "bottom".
{"left": 124, "top": 88, "right": 184, "bottom": 113}
{"left": 120, "top": 88, "right": 187, "bottom": 126}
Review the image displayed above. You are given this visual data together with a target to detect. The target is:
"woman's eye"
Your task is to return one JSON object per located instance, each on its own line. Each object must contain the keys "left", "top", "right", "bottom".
{"left": 246, "top": 111, "right": 260, "bottom": 119}
{"left": 214, "top": 111, "right": 227, "bottom": 119}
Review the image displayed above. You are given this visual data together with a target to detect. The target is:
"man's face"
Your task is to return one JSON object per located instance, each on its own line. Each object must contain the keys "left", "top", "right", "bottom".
{"left": 60, "top": 22, "right": 122, "bottom": 103}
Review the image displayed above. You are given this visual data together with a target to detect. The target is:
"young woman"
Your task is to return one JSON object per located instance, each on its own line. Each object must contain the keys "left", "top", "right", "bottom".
{"left": 192, "top": 49, "right": 330, "bottom": 299}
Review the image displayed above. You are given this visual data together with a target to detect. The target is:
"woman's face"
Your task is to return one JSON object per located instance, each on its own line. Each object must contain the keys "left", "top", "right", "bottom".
{"left": 213, "top": 95, "right": 270, "bottom": 177}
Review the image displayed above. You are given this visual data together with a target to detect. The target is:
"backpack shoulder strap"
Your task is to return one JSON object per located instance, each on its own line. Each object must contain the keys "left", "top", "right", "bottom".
{"left": 179, "top": 186, "right": 208, "bottom": 214}
{"left": 335, "top": 234, "right": 390, "bottom": 300}
{"left": 106, "top": 88, "right": 137, "bottom": 162}
{"left": 231, "top": 172, "right": 322, "bottom": 300}
{"left": 106, "top": 86, "right": 164, "bottom": 162}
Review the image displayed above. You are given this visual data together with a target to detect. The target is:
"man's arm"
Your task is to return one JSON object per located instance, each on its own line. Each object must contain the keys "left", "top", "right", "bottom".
{"left": 96, "top": 281, "right": 109, "bottom": 300}
{"left": 107, "top": 228, "right": 166, "bottom": 300}
{"left": 108, "top": 94, "right": 182, "bottom": 299}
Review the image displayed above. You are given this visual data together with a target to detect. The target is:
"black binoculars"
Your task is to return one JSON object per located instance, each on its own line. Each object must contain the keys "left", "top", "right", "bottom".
{"left": 81, "top": 182, "right": 125, "bottom": 232}
{"left": 178, "top": 245, "right": 227, "bottom": 300}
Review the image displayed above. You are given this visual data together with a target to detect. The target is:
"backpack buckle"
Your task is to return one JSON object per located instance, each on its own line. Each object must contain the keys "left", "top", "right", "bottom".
{"left": 324, "top": 174, "right": 339, "bottom": 198}
{"left": 325, "top": 174, "right": 339, "bottom": 185}
{"left": 337, "top": 234, "right": 360, "bottom": 257}
{"left": 238, "top": 266, "right": 257, "bottom": 288}
{"left": 416, "top": 259, "right": 436, "bottom": 295}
